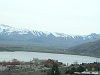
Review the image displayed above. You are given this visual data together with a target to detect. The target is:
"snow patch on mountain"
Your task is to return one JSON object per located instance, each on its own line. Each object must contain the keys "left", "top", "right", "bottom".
{"left": 0, "top": 24, "right": 100, "bottom": 40}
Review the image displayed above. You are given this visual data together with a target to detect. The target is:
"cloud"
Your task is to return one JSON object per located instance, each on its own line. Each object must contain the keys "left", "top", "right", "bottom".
{"left": 0, "top": 0, "right": 100, "bottom": 35}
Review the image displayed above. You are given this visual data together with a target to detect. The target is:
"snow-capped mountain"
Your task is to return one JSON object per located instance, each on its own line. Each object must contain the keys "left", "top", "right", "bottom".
{"left": 0, "top": 24, "right": 100, "bottom": 48}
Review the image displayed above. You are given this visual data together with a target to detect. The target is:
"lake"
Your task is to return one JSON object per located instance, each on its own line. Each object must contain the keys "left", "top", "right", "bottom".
{"left": 0, "top": 51, "right": 100, "bottom": 65}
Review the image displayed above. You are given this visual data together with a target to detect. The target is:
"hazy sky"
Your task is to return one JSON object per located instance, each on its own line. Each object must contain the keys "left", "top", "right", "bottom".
{"left": 0, "top": 0, "right": 100, "bottom": 35}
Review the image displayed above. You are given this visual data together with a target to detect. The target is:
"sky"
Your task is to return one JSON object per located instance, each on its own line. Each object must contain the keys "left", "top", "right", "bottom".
{"left": 0, "top": 0, "right": 100, "bottom": 35}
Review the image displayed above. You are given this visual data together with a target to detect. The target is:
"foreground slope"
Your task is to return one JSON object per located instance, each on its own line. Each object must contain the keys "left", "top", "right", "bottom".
{"left": 66, "top": 39, "right": 100, "bottom": 57}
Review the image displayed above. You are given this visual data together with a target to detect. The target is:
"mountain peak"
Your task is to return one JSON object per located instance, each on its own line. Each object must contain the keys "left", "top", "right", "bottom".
{"left": 0, "top": 24, "right": 100, "bottom": 40}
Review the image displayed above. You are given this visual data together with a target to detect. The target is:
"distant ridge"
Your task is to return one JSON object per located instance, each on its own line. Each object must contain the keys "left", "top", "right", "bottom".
{"left": 0, "top": 24, "right": 100, "bottom": 48}
{"left": 66, "top": 39, "right": 100, "bottom": 57}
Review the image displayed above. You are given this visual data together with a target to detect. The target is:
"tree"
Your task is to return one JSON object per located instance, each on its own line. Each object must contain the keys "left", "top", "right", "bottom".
{"left": 49, "top": 63, "right": 60, "bottom": 75}
{"left": 77, "top": 65, "right": 85, "bottom": 72}
{"left": 65, "top": 67, "right": 76, "bottom": 75}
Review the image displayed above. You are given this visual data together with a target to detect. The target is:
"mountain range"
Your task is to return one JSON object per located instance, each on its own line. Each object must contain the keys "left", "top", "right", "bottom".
{"left": 0, "top": 24, "right": 100, "bottom": 48}
{"left": 0, "top": 24, "right": 100, "bottom": 57}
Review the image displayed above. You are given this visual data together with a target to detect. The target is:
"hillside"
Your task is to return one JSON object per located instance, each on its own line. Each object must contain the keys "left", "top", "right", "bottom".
{"left": 0, "top": 39, "right": 100, "bottom": 58}
{"left": 0, "top": 44, "right": 63, "bottom": 53}
{"left": 66, "top": 39, "right": 100, "bottom": 57}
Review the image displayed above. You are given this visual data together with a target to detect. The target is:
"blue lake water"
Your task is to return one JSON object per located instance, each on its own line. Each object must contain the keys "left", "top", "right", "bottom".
{"left": 0, "top": 51, "right": 100, "bottom": 65}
